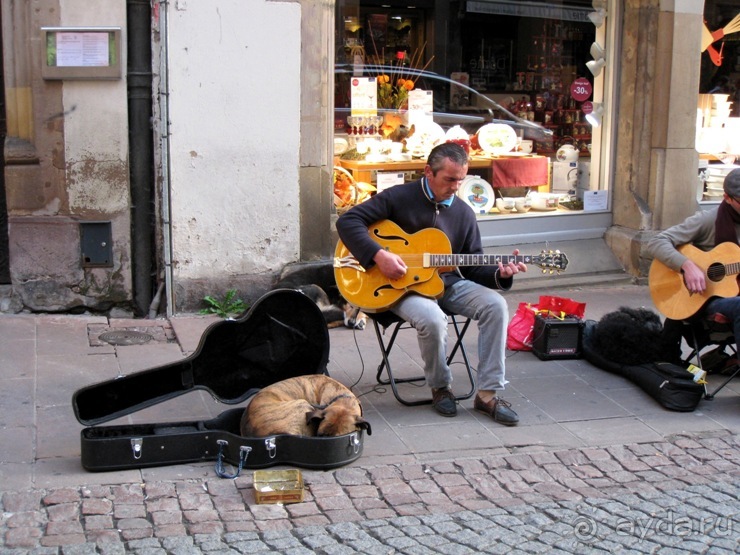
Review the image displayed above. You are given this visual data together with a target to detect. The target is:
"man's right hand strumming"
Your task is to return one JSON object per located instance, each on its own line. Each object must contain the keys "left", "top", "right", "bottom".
{"left": 373, "top": 249, "right": 407, "bottom": 280}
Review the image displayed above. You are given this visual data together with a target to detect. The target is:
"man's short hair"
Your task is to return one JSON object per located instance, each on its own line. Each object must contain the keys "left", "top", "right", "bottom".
{"left": 427, "top": 142, "right": 469, "bottom": 174}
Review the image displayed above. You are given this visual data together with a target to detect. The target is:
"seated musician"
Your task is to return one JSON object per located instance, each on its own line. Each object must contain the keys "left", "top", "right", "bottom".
{"left": 647, "top": 168, "right": 740, "bottom": 361}
{"left": 336, "top": 143, "right": 527, "bottom": 424}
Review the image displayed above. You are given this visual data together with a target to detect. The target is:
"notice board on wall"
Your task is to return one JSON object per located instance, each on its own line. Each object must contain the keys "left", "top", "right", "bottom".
{"left": 41, "top": 27, "right": 122, "bottom": 80}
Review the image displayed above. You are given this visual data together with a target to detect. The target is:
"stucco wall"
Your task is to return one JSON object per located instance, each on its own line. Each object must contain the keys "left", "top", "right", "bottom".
{"left": 165, "top": 0, "right": 301, "bottom": 309}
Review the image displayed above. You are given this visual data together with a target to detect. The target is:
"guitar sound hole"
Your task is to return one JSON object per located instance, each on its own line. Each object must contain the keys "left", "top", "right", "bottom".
{"left": 707, "top": 263, "right": 726, "bottom": 282}
{"left": 373, "top": 284, "right": 396, "bottom": 298}
{"left": 373, "top": 229, "right": 409, "bottom": 246}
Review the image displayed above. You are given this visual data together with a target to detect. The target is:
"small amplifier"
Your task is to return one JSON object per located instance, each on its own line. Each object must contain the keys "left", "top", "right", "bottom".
{"left": 532, "top": 314, "right": 584, "bottom": 360}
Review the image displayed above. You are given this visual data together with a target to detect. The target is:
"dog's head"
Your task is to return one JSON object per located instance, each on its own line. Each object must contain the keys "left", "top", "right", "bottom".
{"left": 305, "top": 398, "right": 372, "bottom": 437}
{"left": 343, "top": 304, "right": 368, "bottom": 330}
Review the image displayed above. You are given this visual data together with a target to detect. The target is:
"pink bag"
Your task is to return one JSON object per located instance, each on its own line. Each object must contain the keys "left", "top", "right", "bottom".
{"left": 506, "top": 302, "right": 537, "bottom": 351}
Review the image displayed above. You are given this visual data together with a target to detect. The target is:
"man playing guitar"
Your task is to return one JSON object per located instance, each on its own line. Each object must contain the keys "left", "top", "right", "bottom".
{"left": 648, "top": 168, "right": 740, "bottom": 361}
{"left": 336, "top": 143, "right": 527, "bottom": 423}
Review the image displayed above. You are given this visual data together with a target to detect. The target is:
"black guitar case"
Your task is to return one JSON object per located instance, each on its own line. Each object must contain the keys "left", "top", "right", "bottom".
{"left": 72, "top": 289, "right": 366, "bottom": 473}
{"left": 582, "top": 320, "right": 704, "bottom": 412}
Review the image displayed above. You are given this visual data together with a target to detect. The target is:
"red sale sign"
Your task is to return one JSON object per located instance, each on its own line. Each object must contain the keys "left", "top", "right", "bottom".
{"left": 581, "top": 101, "right": 594, "bottom": 114}
{"left": 570, "top": 77, "right": 592, "bottom": 102}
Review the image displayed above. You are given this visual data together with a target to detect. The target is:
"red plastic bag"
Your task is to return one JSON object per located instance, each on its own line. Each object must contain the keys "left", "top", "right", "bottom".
{"left": 507, "top": 302, "right": 537, "bottom": 351}
{"left": 537, "top": 295, "right": 586, "bottom": 319}
{"left": 507, "top": 296, "right": 586, "bottom": 351}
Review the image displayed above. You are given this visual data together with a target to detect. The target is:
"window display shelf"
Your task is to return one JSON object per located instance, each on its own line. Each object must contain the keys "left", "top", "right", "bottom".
{"left": 338, "top": 155, "right": 550, "bottom": 193}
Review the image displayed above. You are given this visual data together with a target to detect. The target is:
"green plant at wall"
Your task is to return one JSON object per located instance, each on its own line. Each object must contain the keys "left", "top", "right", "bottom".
{"left": 199, "top": 289, "right": 248, "bottom": 318}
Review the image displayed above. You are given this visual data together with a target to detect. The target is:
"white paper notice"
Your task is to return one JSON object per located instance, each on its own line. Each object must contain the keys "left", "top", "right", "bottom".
{"left": 408, "top": 89, "right": 433, "bottom": 113}
{"left": 583, "top": 190, "right": 608, "bottom": 211}
{"left": 351, "top": 77, "right": 378, "bottom": 116}
{"left": 376, "top": 172, "right": 405, "bottom": 193}
{"left": 408, "top": 89, "right": 434, "bottom": 128}
{"left": 56, "top": 32, "right": 109, "bottom": 67}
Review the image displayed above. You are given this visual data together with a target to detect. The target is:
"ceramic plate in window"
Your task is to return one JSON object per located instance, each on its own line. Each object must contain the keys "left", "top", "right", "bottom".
{"left": 409, "top": 120, "right": 445, "bottom": 151}
{"left": 457, "top": 175, "right": 494, "bottom": 214}
{"left": 476, "top": 123, "right": 517, "bottom": 156}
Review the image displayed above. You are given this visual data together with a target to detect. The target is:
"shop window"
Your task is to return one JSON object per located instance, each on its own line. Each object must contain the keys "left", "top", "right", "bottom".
{"left": 333, "top": 1, "right": 608, "bottom": 216}
{"left": 696, "top": 0, "right": 740, "bottom": 202}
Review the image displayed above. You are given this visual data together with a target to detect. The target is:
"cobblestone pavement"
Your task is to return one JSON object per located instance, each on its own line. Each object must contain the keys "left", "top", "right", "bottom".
{"left": 2, "top": 433, "right": 738, "bottom": 554}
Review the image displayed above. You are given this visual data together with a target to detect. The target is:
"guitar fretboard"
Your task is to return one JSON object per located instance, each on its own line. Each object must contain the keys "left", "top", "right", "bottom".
{"left": 426, "top": 254, "right": 533, "bottom": 267}
{"left": 708, "top": 261, "right": 740, "bottom": 279}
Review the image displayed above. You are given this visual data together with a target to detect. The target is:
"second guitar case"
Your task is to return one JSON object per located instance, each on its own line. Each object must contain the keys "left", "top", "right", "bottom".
{"left": 582, "top": 320, "right": 704, "bottom": 412}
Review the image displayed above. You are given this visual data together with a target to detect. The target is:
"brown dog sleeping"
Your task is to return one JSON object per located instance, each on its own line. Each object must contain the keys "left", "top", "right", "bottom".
{"left": 240, "top": 374, "right": 372, "bottom": 437}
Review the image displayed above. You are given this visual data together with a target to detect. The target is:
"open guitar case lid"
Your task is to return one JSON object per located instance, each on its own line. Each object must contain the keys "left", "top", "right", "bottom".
{"left": 72, "top": 289, "right": 366, "bottom": 473}
{"left": 582, "top": 320, "right": 704, "bottom": 412}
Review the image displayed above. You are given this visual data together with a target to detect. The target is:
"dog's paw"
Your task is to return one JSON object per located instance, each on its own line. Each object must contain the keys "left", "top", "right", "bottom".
{"left": 352, "top": 317, "right": 367, "bottom": 330}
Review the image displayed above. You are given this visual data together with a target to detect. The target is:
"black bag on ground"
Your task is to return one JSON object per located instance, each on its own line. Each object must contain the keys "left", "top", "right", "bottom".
{"left": 582, "top": 319, "right": 704, "bottom": 412}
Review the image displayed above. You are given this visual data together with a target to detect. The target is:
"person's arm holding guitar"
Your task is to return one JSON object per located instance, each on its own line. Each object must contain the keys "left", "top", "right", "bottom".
{"left": 647, "top": 207, "right": 733, "bottom": 320}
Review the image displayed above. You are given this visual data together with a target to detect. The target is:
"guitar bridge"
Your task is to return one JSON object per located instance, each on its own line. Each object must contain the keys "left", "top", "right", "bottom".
{"left": 333, "top": 255, "right": 365, "bottom": 272}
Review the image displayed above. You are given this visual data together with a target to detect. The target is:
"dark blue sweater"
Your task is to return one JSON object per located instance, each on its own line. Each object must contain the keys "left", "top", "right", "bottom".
{"left": 336, "top": 179, "right": 511, "bottom": 291}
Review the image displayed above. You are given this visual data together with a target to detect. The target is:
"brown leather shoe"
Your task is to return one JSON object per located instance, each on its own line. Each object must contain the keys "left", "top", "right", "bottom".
{"left": 474, "top": 395, "right": 519, "bottom": 426}
{"left": 432, "top": 387, "right": 457, "bottom": 417}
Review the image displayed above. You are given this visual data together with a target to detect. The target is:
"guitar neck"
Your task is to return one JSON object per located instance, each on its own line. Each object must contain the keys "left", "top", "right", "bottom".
{"left": 423, "top": 253, "right": 532, "bottom": 267}
{"left": 710, "top": 262, "right": 740, "bottom": 278}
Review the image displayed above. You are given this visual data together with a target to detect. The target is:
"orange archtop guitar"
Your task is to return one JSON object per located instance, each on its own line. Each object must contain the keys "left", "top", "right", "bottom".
{"left": 649, "top": 242, "right": 740, "bottom": 320}
{"left": 333, "top": 220, "right": 569, "bottom": 312}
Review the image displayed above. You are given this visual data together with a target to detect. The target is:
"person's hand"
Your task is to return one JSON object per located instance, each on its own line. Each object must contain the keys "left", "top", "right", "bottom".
{"left": 498, "top": 249, "right": 527, "bottom": 278}
{"left": 681, "top": 259, "right": 706, "bottom": 293}
{"left": 373, "top": 249, "right": 407, "bottom": 280}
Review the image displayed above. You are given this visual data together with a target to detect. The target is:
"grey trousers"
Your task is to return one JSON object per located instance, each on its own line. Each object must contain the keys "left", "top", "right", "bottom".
{"left": 390, "top": 279, "right": 509, "bottom": 391}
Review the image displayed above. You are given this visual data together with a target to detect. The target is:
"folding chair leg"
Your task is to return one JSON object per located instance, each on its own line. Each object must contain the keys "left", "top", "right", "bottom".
{"left": 372, "top": 316, "right": 476, "bottom": 406}
{"left": 446, "top": 316, "right": 476, "bottom": 401}
{"left": 684, "top": 325, "right": 738, "bottom": 400}
{"left": 704, "top": 364, "right": 740, "bottom": 400}
{"left": 373, "top": 320, "right": 428, "bottom": 406}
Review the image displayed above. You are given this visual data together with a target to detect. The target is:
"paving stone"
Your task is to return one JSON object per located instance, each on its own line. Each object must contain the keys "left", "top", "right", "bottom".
{"left": 333, "top": 468, "right": 371, "bottom": 486}
{"left": 229, "top": 538, "right": 272, "bottom": 552}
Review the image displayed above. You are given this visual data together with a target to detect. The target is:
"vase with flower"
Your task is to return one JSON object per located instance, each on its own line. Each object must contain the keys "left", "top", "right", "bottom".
{"left": 376, "top": 74, "right": 414, "bottom": 140}
{"left": 367, "top": 45, "right": 434, "bottom": 141}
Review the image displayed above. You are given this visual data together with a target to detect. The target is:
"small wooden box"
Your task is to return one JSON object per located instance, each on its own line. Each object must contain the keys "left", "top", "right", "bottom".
{"left": 253, "top": 469, "right": 305, "bottom": 504}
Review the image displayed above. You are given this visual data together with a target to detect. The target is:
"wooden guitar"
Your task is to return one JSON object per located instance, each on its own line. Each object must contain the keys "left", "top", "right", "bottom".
{"left": 649, "top": 242, "right": 740, "bottom": 320}
{"left": 333, "top": 219, "right": 569, "bottom": 312}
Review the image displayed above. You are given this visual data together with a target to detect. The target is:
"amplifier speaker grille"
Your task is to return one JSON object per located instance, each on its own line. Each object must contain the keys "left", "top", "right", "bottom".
{"left": 532, "top": 315, "right": 584, "bottom": 360}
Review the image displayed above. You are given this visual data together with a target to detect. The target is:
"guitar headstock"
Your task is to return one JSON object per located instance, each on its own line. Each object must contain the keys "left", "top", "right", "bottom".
{"left": 534, "top": 250, "right": 569, "bottom": 273}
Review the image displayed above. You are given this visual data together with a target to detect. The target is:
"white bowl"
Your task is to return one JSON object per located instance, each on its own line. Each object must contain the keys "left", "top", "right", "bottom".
{"left": 495, "top": 198, "right": 515, "bottom": 213}
{"left": 514, "top": 198, "right": 531, "bottom": 212}
{"left": 528, "top": 192, "right": 561, "bottom": 211}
